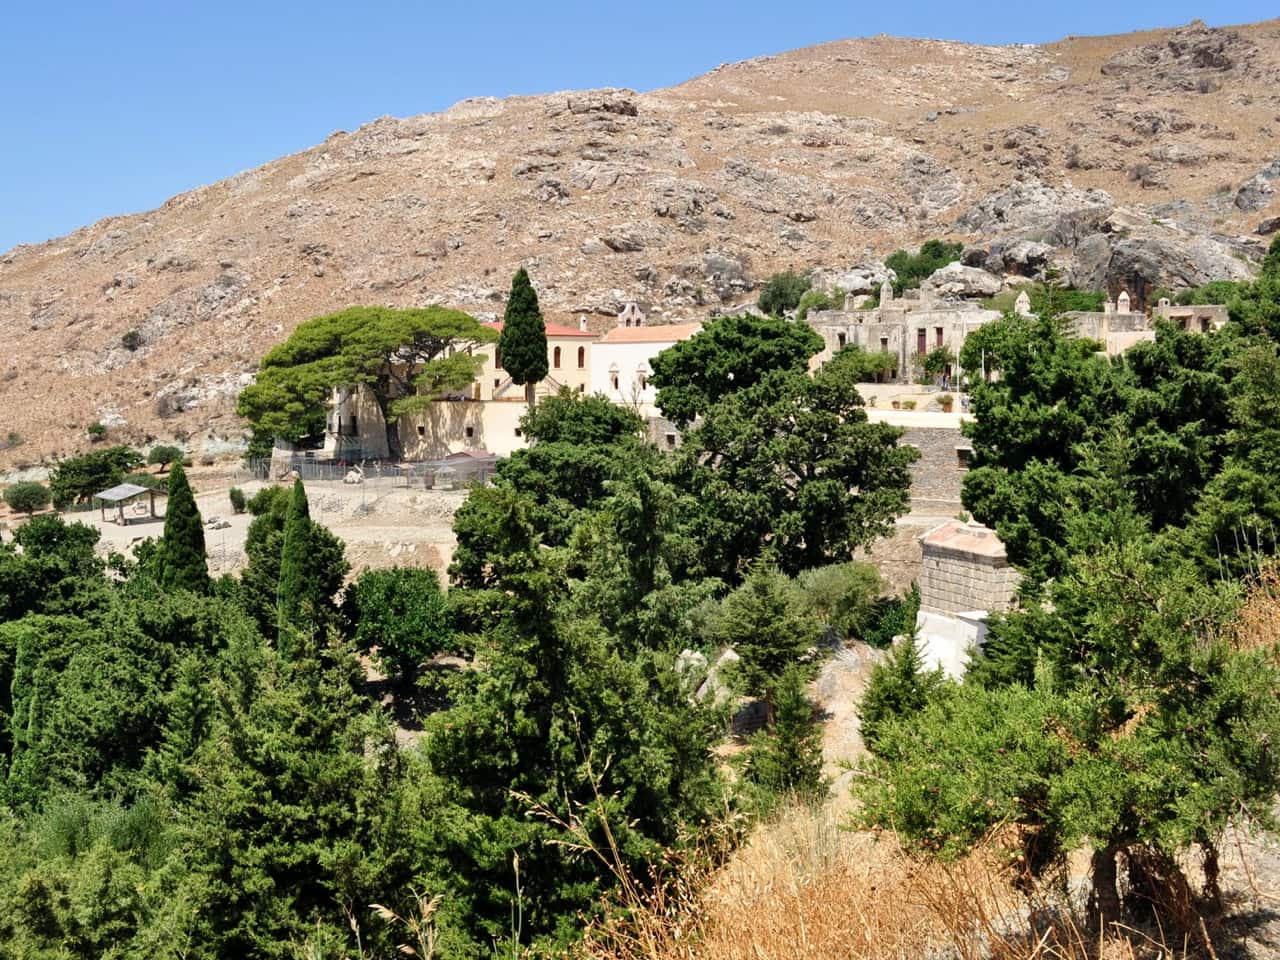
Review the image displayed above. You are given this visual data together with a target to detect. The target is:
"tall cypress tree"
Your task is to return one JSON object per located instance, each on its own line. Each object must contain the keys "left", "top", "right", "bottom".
{"left": 276, "top": 479, "right": 313, "bottom": 643}
{"left": 158, "top": 462, "right": 209, "bottom": 594}
{"left": 498, "top": 268, "right": 548, "bottom": 406}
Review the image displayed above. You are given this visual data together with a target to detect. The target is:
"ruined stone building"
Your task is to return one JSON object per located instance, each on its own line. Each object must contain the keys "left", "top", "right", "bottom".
{"left": 806, "top": 282, "right": 1002, "bottom": 384}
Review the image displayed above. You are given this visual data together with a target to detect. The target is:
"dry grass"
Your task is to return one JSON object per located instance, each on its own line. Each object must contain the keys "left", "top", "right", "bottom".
{"left": 578, "top": 802, "right": 1211, "bottom": 960}
{"left": 1232, "top": 562, "right": 1280, "bottom": 658}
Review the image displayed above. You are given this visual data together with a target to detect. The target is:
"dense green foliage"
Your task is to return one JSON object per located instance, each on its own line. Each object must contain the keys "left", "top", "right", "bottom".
{"left": 236, "top": 305, "right": 495, "bottom": 459}
{"left": 916, "top": 345, "right": 954, "bottom": 381}
{"left": 756, "top": 271, "right": 811, "bottom": 316}
{"left": 862, "top": 583, "right": 920, "bottom": 649}
{"left": 48, "top": 446, "right": 144, "bottom": 508}
{"left": 672, "top": 352, "right": 916, "bottom": 579}
{"left": 861, "top": 239, "right": 1280, "bottom": 928}
{"left": 743, "top": 664, "right": 827, "bottom": 803}
{"left": 3, "top": 482, "right": 49, "bottom": 516}
{"left": 827, "top": 345, "right": 898, "bottom": 383}
{"left": 792, "top": 561, "right": 882, "bottom": 642}
{"left": 497, "top": 268, "right": 549, "bottom": 405}
{"left": 984, "top": 283, "right": 1106, "bottom": 318}
{"left": 711, "top": 564, "right": 823, "bottom": 706}
{"left": 649, "top": 312, "right": 824, "bottom": 426}
{"left": 884, "top": 239, "right": 963, "bottom": 294}
{"left": 343, "top": 567, "right": 451, "bottom": 681}
{"left": 155, "top": 463, "right": 209, "bottom": 595}
{"left": 239, "top": 485, "right": 348, "bottom": 640}
{"left": 858, "top": 633, "right": 944, "bottom": 752}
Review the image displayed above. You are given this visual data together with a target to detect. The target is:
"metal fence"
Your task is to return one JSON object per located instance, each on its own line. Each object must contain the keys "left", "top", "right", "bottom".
{"left": 240, "top": 455, "right": 499, "bottom": 489}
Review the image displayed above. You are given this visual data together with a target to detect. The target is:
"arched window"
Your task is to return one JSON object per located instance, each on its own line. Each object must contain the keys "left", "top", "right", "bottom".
{"left": 553, "top": 346, "right": 561, "bottom": 369}
{"left": 577, "top": 346, "right": 585, "bottom": 368}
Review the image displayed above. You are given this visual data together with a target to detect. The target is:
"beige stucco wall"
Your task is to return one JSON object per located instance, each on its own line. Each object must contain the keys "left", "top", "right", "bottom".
{"left": 478, "top": 333, "right": 594, "bottom": 401}
{"left": 396, "top": 400, "right": 529, "bottom": 458}
{"left": 323, "top": 385, "right": 534, "bottom": 460}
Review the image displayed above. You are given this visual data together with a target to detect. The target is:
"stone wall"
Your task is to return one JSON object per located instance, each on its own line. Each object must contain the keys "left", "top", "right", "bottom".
{"left": 900, "top": 426, "right": 966, "bottom": 511}
{"left": 918, "top": 546, "right": 1018, "bottom": 615}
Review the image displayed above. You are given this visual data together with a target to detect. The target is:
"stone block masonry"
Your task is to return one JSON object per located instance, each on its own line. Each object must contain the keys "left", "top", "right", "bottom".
{"left": 899, "top": 426, "right": 966, "bottom": 512}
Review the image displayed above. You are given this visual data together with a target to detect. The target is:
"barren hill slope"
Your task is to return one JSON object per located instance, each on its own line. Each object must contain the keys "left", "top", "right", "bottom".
{"left": 2, "top": 18, "right": 1279, "bottom": 465}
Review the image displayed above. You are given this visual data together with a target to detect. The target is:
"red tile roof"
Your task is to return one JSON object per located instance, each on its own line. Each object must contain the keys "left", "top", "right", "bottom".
{"left": 599, "top": 322, "right": 703, "bottom": 344}
{"left": 918, "top": 520, "right": 1007, "bottom": 560}
{"left": 483, "top": 320, "right": 596, "bottom": 338}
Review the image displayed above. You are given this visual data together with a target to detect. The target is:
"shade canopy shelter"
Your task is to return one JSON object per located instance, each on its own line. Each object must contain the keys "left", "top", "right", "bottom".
{"left": 94, "top": 482, "right": 167, "bottom": 525}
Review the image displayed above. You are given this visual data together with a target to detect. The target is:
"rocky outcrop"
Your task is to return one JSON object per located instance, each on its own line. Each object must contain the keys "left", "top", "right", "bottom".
{"left": 1069, "top": 233, "right": 1255, "bottom": 292}
{"left": 1100, "top": 20, "right": 1264, "bottom": 92}
{"left": 815, "top": 263, "right": 897, "bottom": 295}
{"left": 955, "top": 180, "right": 1114, "bottom": 238}
{"left": 922, "top": 262, "right": 1003, "bottom": 299}
{"left": 1236, "top": 159, "right": 1280, "bottom": 212}
{"left": 965, "top": 239, "right": 1054, "bottom": 278}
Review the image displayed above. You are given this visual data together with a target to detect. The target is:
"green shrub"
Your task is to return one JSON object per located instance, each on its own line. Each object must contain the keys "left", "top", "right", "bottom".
{"left": 123, "top": 472, "right": 166, "bottom": 492}
{"left": 228, "top": 487, "right": 247, "bottom": 514}
{"left": 901, "top": 399, "right": 917, "bottom": 411}
{"left": 795, "top": 287, "right": 844, "bottom": 321}
{"left": 146, "top": 445, "right": 183, "bottom": 470}
{"left": 793, "top": 561, "right": 881, "bottom": 641}
{"left": 757, "top": 271, "right": 812, "bottom": 316}
{"left": 858, "top": 632, "right": 947, "bottom": 753}
{"left": 343, "top": 567, "right": 452, "bottom": 682}
{"left": 3, "top": 481, "right": 50, "bottom": 516}
{"left": 863, "top": 585, "right": 920, "bottom": 649}
{"left": 919, "top": 347, "right": 954, "bottom": 380}
{"left": 1175, "top": 280, "right": 1242, "bottom": 305}
{"left": 743, "top": 663, "right": 828, "bottom": 804}
{"left": 830, "top": 345, "right": 897, "bottom": 383}
{"left": 885, "top": 240, "right": 963, "bottom": 293}
{"left": 121, "top": 329, "right": 144, "bottom": 351}
{"left": 86, "top": 422, "right": 107, "bottom": 441}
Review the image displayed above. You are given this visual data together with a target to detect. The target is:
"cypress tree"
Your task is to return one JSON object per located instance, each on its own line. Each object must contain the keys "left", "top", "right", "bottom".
{"left": 158, "top": 462, "right": 209, "bottom": 593}
{"left": 745, "top": 663, "right": 827, "bottom": 802}
{"left": 276, "top": 479, "right": 313, "bottom": 643}
{"left": 498, "top": 267, "right": 548, "bottom": 406}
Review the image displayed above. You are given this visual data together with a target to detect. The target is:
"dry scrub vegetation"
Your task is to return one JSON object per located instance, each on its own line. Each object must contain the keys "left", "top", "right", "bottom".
{"left": 576, "top": 802, "right": 1248, "bottom": 960}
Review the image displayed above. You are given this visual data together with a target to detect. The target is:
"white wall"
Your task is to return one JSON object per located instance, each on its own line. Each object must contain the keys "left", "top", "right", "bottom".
{"left": 590, "top": 341, "right": 675, "bottom": 417}
{"left": 915, "top": 610, "right": 990, "bottom": 678}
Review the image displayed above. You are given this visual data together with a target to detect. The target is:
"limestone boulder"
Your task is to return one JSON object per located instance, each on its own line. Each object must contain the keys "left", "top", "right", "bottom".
{"left": 1235, "top": 159, "right": 1280, "bottom": 213}
{"left": 1068, "top": 233, "right": 1255, "bottom": 292}
{"left": 816, "top": 262, "right": 897, "bottom": 295}
{"left": 955, "top": 179, "right": 1114, "bottom": 237}
{"left": 975, "top": 238, "right": 1054, "bottom": 277}
{"left": 922, "top": 262, "right": 1003, "bottom": 299}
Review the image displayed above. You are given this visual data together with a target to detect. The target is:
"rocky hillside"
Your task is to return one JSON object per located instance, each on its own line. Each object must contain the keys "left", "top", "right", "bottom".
{"left": 2, "top": 18, "right": 1279, "bottom": 465}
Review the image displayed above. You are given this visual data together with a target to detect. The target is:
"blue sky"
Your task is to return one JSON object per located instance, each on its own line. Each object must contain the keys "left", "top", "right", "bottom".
{"left": 1, "top": 1, "right": 1274, "bottom": 253}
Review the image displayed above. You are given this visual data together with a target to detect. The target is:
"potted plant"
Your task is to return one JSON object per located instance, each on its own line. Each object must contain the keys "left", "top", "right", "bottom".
{"left": 936, "top": 393, "right": 954, "bottom": 412}
{"left": 902, "top": 399, "right": 917, "bottom": 411}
